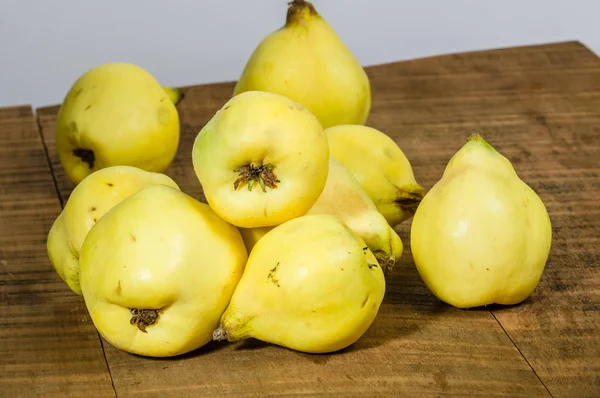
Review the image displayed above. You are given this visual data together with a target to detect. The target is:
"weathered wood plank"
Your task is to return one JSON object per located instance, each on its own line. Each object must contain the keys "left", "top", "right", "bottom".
{"left": 366, "top": 40, "right": 600, "bottom": 398}
{"left": 35, "top": 43, "right": 599, "bottom": 396}
{"left": 0, "top": 106, "right": 115, "bottom": 397}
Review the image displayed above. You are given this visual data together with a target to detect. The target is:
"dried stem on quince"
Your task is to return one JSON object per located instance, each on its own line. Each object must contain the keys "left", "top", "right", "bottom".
{"left": 233, "top": 163, "right": 280, "bottom": 193}
{"left": 129, "top": 308, "right": 159, "bottom": 333}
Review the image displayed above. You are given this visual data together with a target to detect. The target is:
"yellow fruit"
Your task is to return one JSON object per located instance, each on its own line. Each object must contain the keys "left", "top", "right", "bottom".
{"left": 162, "top": 86, "right": 184, "bottom": 105}
{"left": 214, "top": 214, "right": 385, "bottom": 354}
{"left": 79, "top": 185, "right": 248, "bottom": 357}
{"left": 325, "top": 124, "right": 425, "bottom": 227}
{"left": 410, "top": 134, "right": 552, "bottom": 308}
{"left": 238, "top": 226, "right": 273, "bottom": 253}
{"left": 233, "top": 0, "right": 371, "bottom": 129}
{"left": 55, "top": 62, "right": 181, "bottom": 185}
{"left": 237, "top": 158, "right": 404, "bottom": 273}
{"left": 47, "top": 213, "right": 79, "bottom": 290}
{"left": 192, "top": 90, "right": 329, "bottom": 228}
{"left": 306, "top": 157, "right": 403, "bottom": 273}
{"left": 47, "top": 165, "right": 179, "bottom": 295}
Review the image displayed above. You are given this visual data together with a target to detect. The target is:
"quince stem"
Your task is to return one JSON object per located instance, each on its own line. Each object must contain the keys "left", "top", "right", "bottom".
{"left": 467, "top": 133, "right": 496, "bottom": 152}
{"left": 233, "top": 163, "right": 280, "bottom": 193}
{"left": 286, "top": 0, "right": 318, "bottom": 25}
{"left": 212, "top": 325, "right": 228, "bottom": 342}
{"left": 162, "top": 86, "right": 184, "bottom": 105}
{"left": 373, "top": 250, "right": 394, "bottom": 275}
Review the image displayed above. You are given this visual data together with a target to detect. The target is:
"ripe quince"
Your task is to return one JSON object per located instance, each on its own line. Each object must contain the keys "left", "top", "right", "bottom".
{"left": 79, "top": 185, "right": 248, "bottom": 357}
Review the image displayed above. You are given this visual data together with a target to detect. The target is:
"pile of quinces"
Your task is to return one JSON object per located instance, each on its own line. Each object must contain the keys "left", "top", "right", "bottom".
{"left": 46, "top": 0, "right": 552, "bottom": 358}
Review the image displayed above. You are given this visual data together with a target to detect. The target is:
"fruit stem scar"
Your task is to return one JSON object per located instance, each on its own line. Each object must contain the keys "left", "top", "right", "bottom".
{"left": 212, "top": 325, "right": 228, "bottom": 341}
{"left": 129, "top": 308, "right": 159, "bottom": 333}
{"left": 72, "top": 148, "right": 95, "bottom": 169}
{"left": 373, "top": 250, "right": 394, "bottom": 274}
{"left": 233, "top": 163, "right": 280, "bottom": 192}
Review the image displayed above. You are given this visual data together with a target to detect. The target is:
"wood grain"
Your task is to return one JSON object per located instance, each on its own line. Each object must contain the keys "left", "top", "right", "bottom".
{"left": 364, "top": 40, "right": 600, "bottom": 398}
{"left": 0, "top": 106, "right": 115, "bottom": 397}
{"left": 38, "top": 91, "right": 550, "bottom": 395}
{"left": 35, "top": 44, "right": 600, "bottom": 398}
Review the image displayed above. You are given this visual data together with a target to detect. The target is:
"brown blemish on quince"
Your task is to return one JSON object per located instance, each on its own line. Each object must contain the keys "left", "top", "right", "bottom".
{"left": 268, "top": 262, "right": 280, "bottom": 287}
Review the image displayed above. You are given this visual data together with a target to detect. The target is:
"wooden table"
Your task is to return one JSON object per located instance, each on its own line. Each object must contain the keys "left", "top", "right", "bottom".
{"left": 1, "top": 40, "right": 599, "bottom": 397}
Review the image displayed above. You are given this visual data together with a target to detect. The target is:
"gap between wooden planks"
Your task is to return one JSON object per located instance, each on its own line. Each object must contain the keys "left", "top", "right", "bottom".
{"left": 3, "top": 39, "right": 598, "bottom": 397}
{"left": 0, "top": 105, "right": 116, "bottom": 397}
{"left": 36, "top": 85, "right": 552, "bottom": 398}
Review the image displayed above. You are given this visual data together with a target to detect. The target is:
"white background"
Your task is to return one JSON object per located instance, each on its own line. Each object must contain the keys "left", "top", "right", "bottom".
{"left": 1, "top": 0, "right": 599, "bottom": 109}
